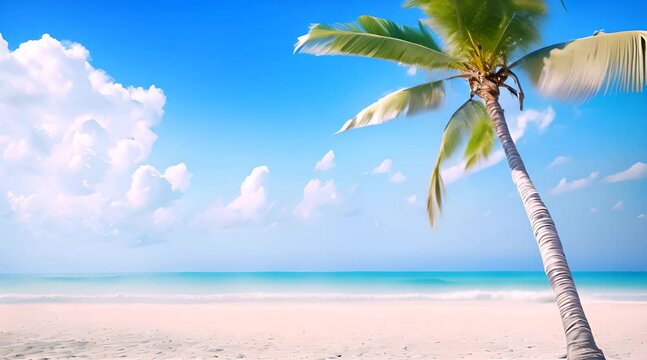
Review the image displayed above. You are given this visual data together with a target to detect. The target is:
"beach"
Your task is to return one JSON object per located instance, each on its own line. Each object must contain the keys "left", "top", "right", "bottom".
{"left": 1, "top": 301, "right": 645, "bottom": 359}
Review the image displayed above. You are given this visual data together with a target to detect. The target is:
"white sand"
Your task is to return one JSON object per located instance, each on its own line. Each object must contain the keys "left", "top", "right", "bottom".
{"left": 0, "top": 301, "right": 645, "bottom": 359}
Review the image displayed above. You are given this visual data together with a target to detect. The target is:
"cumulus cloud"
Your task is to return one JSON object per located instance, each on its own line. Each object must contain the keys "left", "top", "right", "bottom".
{"left": 548, "top": 155, "right": 570, "bottom": 169}
{"left": 441, "top": 106, "right": 554, "bottom": 185}
{"left": 227, "top": 166, "right": 270, "bottom": 219}
{"left": 611, "top": 201, "right": 624, "bottom": 211}
{"left": 314, "top": 150, "right": 335, "bottom": 172}
{"left": 164, "top": 162, "right": 192, "bottom": 192}
{"left": 403, "top": 194, "right": 417, "bottom": 205}
{"left": 152, "top": 207, "right": 177, "bottom": 227}
{"left": 510, "top": 106, "right": 555, "bottom": 140}
{"left": 200, "top": 166, "right": 271, "bottom": 229}
{"left": 0, "top": 34, "right": 188, "bottom": 239}
{"left": 293, "top": 179, "right": 338, "bottom": 219}
{"left": 551, "top": 172, "right": 599, "bottom": 195}
{"left": 372, "top": 159, "right": 392, "bottom": 174}
{"left": 389, "top": 171, "right": 407, "bottom": 183}
{"left": 603, "top": 162, "right": 647, "bottom": 183}
{"left": 125, "top": 165, "right": 175, "bottom": 211}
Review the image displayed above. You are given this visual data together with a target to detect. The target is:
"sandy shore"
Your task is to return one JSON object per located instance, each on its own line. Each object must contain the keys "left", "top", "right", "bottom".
{"left": 0, "top": 301, "right": 645, "bottom": 359}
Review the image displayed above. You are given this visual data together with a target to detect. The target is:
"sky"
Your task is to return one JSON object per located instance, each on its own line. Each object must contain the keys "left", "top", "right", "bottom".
{"left": 0, "top": 1, "right": 645, "bottom": 273}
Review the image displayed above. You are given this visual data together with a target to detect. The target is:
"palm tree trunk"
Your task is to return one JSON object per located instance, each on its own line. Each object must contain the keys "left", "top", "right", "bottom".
{"left": 484, "top": 97, "right": 605, "bottom": 360}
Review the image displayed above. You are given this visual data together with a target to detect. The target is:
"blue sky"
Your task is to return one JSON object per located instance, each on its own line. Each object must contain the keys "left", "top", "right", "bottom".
{"left": 0, "top": 1, "right": 645, "bottom": 272}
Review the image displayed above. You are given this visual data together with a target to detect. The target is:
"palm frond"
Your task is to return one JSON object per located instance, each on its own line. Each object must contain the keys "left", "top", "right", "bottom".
{"left": 337, "top": 80, "right": 445, "bottom": 133}
{"left": 295, "top": 15, "right": 458, "bottom": 69}
{"left": 463, "top": 116, "right": 495, "bottom": 169}
{"left": 511, "top": 31, "right": 647, "bottom": 101}
{"left": 428, "top": 99, "right": 492, "bottom": 226}
{"left": 405, "top": 0, "right": 545, "bottom": 65}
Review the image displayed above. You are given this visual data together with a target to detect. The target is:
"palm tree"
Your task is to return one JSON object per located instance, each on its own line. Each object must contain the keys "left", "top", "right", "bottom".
{"left": 295, "top": 1, "right": 646, "bottom": 359}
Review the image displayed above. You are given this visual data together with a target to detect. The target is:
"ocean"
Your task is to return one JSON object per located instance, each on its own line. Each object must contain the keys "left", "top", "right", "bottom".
{"left": 1, "top": 272, "right": 645, "bottom": 303}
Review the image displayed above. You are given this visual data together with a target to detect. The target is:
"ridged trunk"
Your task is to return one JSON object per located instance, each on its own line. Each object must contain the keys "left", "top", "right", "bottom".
{"left": 484, "top": 97, "right": 605, "bottom": 360}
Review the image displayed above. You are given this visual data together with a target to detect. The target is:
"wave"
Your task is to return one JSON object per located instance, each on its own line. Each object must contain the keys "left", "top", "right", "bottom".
{"left": 2, "top": 290, "right": 645, "bottom": 304}
{"left": 0, "top": 290, "right": 564, "bottom": 303}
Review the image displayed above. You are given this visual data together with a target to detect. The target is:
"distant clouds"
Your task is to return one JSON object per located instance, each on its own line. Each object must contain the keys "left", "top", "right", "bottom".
{"left": 389, "top": 171, "right": 407, "bottom": 184}
{"left": 372, "top": 159, "right": 392, "bottom": 174}
{"left": 314, "top": 150, "right": 336, "bottom": 172}
{"left": 604, "top": 162, "right": 647, "bottom": 183}
{"left": 403, "top": 194, "right": 417, "bottom": 205}
{"left": 612, "top": 201, "right": 624, "bottom": 211}
{"left": 293, "top": 179, "right": 338, "bottom": 219}
{"left": 548, "top": 161, "right": 647, "bottom": 196}
{"left": 551, "top": 172, "right": 599, "bottom": 195}
{"left": 371, "top": 158, "right": 407, "bottom": 184}
{"left": 548, "top": 155, "right": 570, "bottom": 169}
{"left": 0, "top": 33, "right": 362, "bottom": 239}
{"left": 224, "top": 166, "right": 271, "bottom": 220}
{"left": 200, "top": 166, "right": 271, "bottom": 229}
{"left": 510, "top": 106, "right": 555, "bottom": 140}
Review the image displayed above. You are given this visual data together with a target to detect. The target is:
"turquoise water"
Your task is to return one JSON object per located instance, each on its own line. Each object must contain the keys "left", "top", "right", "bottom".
{"left": 0, "top": 272, "right": 645, "bottom": 303}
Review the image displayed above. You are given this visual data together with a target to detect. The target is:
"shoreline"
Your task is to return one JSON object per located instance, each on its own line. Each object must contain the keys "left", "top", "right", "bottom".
{"left": 1, "top": 301, "right": 645, "bottom": 359}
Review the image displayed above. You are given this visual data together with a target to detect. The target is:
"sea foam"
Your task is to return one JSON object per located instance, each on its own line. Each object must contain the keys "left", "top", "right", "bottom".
{"left": 2, "top": 290, "right": 644, "bottom": 303}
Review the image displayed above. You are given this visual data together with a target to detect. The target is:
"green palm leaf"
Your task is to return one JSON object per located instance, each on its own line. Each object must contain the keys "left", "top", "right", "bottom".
{"left": 463, "top": 116, "right": 495, "bottom": 169}
{"left": 337, "top": 80, "right": 445, "bottom": 133}
{"left": 428, "top": 100, "right": 493, "bottom": 226}
{"left": 511, "top": 30, "right": 647, "bottom": 101}
{"left": 294, "top": 15, "right": 458, "bottom": 69}
{"left": 405, "top": 0, "right": 545, "bottom": 67}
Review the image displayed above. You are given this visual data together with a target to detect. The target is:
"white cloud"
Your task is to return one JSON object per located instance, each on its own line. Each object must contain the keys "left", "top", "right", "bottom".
{"left": 551, "top": 172, "right": 599, "bottom": 195}
{"left": 0, "top": 34, "right": 187, "bottom": 240}
{"left": 370, "top": 159, "right": 408, "bottom": 185}
{"left": 441, "top": 106, "right": 555, "bottom": 184}
{"left": 398, "top": 62, "right": 417, "bottom": 76}
{"left": 612, "top": 201, "right": 624, "bottom": 211}
{"left": 511, "top": 106, "right": 555, "bottom": 140}
{"left": 372, "top": 159, "right": 392, "bottom": 174}
{"left": 125, "top": 165, "right": 175, "bottom": 211}
{"left": 152, "top": 207, "right": 177, "bottom": 228}
{"left": 314, "top": 150, "right": 335, "bottom": 172}
{"left": 164, "top": 162, "right": 192, "bottom": 192}
{"left": 638, "top": 214, "right": 646, "bottom": 219}
{"left": 293, "top": 179, "right": 338, "bottom": 219}
{"left": 403, "top": 194, "right": 417, "bottom": 205}
{"left": 603, "top": 162, "right": 647, "bottom": 183}
{"left": 123, "top": 163, "right": 189, "bottom": 211}
{"left": 389, "top": 171, "right": 407, "bottom": 183}
{"left": 548, "top": 155, "right": 570, "bottom": 169}
{"left": 200, "top": 166, "right": 271, "bottom": 228}
{"left": 226, "top": 166, "right": 270, "bottom": 219}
